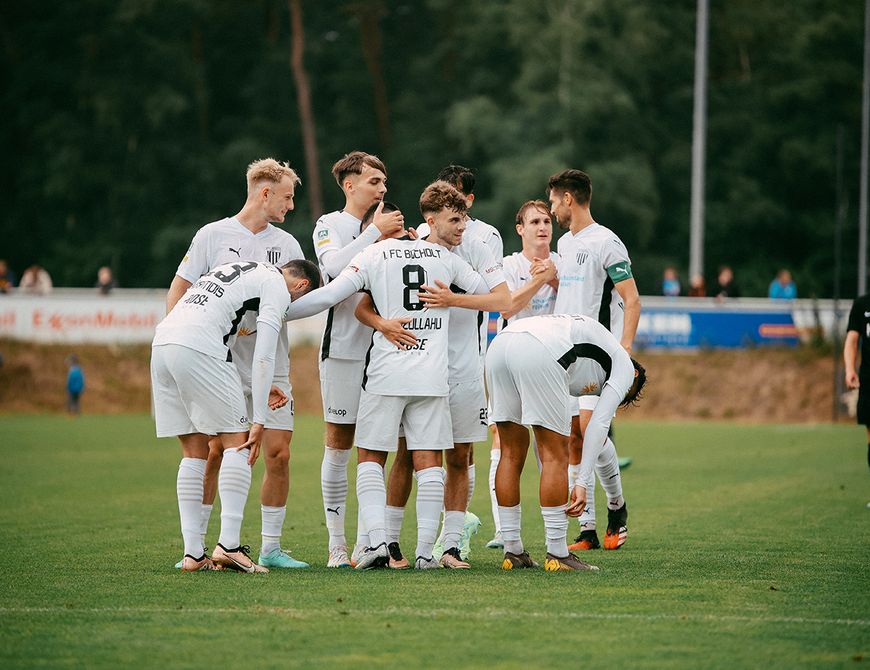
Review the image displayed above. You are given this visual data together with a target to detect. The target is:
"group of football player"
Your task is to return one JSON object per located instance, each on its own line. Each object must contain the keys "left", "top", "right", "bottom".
{"left": 151, "top": 152, "right": 645, "bottom": 574}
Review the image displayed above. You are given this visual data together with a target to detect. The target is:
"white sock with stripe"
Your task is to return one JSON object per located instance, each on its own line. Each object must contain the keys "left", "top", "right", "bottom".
{"left": 356, "top": 462, "right": 386, "bottom": 547}
{"left": 217, "top": 448, "right": 252, "bottom": 549}
{"left": 260, "top": 505, "right": 285, "bottom": 555}
{"left": 177, "top": 458, "right": 206, "bottom": 557}
{"left": 415, "top": 466, "right": 445, "bottom": 559}
{"left": 385, "top": 505, "right": 405, "bottom": 545}
{"left": 498, "top": 504, "right": 523, "bottom": 554}
{"left": 321, "top": 447, "right": 351, "bottom": 550}
{"left": 541, "top": 504, "right": 569, "bottom": 556}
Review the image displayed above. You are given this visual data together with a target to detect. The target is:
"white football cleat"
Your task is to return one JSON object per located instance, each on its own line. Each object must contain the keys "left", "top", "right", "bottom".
{"left": 327, "top": 545, "right": 351, "bottom": 568}
{"left": 354, "top": 543, "right": 389, "bottom": 570}
{"left": 414, "top": 555, "right": 440, "bottom": 570}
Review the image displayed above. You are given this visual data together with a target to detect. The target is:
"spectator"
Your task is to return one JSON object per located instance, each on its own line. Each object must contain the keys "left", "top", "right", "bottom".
{"left": 768, "top": 269, "right": 797, "bottom": 300}
{"left": 19, "top": 265, "right": 53, "bottom": 295}
{"left": 661, "top": 266, "right": 681, "bottom": 297}
{"left": 713, "top": 265, "right": 740, "bottom": 299}
{"left": 0, "top": 260, "right": 16, "bottom": 293}
{"left": 95, "top": 266, "right": 117, "bottom": 295}
{"left": 66, "top": 354, "right": 85, "bottom": 416}
{"left": 687, "top": 273, "right": 706, "bottom": 297}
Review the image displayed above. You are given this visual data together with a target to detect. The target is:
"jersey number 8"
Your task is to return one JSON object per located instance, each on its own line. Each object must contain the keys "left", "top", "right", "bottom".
{"left": 402, "top": 264, "right": 426, "bottom": 311}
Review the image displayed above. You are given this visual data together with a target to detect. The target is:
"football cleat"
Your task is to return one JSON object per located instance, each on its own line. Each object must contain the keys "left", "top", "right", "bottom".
{"left": 568, "top": 529, "right": 601, "bottom": 551}
{"left": 258, "top": 548, "right": 310, "bottom": 569}
{"left": 458, "top": 511, "right": 481, "bottom": 560}
{"left": 414, "top": 555, "right": 440, "bottom": 570}
{"left": 327, "top": 545, "right": 352, "bottom": 568}
{"left": 485, "top": 532, "right": 504, "bottom": 549}
{"left": 618, "top": 457, "right": 633, "bottom": 470}
{"left": 176, "top": 546, "right": 209, "bottom": 569}
{"left": 501, "top": 551, "right": 538, "bottom": 570}
{"left": 354, "top": 543, "right": 389, "bottom": 570}
{"left": 350, "top": 543, "right": 365, "bottom": 568}
{"left": 211, "top": 543, "right": 269, "bottom": 573}
{"left": 439, "top": 546, "right": 471, "bottom": 569}
{"left": 544, "top": 552, "right": 600, "bottom": 572}
{"left": 432, "top": 533, "right": 445, "bottom": 563}
{"left": 387, "top": 542, "right": 410, "bottom": 570}
{"left": 180, "top": 554, "right": 215, "bottom": 572}
{"left": 604, "top": 503, "right": 628, "bottom": 550}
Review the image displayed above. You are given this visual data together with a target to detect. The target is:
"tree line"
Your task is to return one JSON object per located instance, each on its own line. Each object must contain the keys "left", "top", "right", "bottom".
{"left": 1, "top": 0, "right": 864, "bottom": 297}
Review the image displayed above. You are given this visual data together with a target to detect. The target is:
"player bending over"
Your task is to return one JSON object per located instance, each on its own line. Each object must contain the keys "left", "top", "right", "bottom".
{"left": 487, "top": 314, "right": 645, "bottom": 571}
{"left": 153, "top": 259, "right": 320, "bottom": 572}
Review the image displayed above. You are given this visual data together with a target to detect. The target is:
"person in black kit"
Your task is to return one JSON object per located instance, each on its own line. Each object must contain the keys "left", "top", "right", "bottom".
{"left": 844, "top": 294, "right": 870, "bottom": 506}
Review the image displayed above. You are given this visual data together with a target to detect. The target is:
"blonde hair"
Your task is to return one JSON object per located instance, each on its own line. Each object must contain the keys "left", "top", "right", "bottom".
{"left": 246, "top": 158, "right": 300, "bottom": 191}
{"left": 419, "top": 180, "right": 467, "bottom": 217}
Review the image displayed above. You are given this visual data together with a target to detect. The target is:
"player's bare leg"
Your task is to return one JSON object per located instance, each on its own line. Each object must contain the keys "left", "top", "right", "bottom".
{"left": 536, "top": 425, "right": 598, "bottom": 572}
{"left": 323, "top": 422, "right": 354, "bottom": 566}
{"left": 176, "top": 433, "right": 213, "bottom": 572}
{"left": 487, "top": 424, "right": 503, "bottom": 548}
{"left": 211, "top": 430, "right": 267, "bottom": 573}
{"left": 494, "top": 421, "right": 536, "bottom": 568}
{"left": 412, "top": 449, "right": 445, "bottom": 569}
{"left": 385, "top": 438, "right": 413, "bottom": 568}
{"left": 257, "top": 429, "right": 308, "bottom": 568}
{"left": 439, "top": 442, "right": 472, "bottom": 567}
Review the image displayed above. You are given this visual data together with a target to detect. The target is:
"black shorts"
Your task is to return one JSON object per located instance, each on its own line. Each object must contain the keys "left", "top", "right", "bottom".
{"left": 857, "top": 385, "right": 870, "bottom": 425}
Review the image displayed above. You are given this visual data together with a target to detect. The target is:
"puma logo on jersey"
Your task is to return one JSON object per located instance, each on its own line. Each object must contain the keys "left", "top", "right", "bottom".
{"left": 229, "top": 247, "right": 241, "bottom": 257}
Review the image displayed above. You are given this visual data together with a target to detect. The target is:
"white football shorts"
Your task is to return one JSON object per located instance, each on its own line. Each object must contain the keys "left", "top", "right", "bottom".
{"left": 245, "top": 378, "right": 294, "bottom": 431}
{"left": 319, "top": 357, "right": 364, "bottom": 424}
{"left": 485, "top": 331, "right": 572, "bottom": 436}
{"left": 151, "top": 344, "right": 249, "bottom": 438}
{"left": 448, "top": 377, "right": 489, "bottom": 443}
{"left": 355, "top": 389, "right": 453, "bottom": 452}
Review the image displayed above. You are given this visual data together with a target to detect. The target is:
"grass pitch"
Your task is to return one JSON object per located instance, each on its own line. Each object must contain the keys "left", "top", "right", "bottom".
{"left": 1, "top": 415, "right": 868, "bottom": 669}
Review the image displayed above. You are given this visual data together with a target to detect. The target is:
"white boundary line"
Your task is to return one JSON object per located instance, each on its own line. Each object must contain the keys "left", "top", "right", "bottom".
{"left": 1, "top": 606, "right": 867, "bottom": 627}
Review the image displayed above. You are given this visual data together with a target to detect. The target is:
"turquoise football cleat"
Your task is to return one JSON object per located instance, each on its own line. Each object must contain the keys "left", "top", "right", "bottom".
{"left": 459, "top": 511, "right": 481, "bottom": 560}
{"left": 257, "top": 547, "right": 310, "bottom": 569}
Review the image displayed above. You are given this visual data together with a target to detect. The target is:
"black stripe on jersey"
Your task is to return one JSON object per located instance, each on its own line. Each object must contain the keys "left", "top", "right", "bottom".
{"left": 597, "top": 275, "right": 614, "bottom": 329}
{"left": 360, "top": 291, "right": 381, "bottom": 391}
{"left": 321, "top": 306, "right": 335, "bottom": 361}
{"left": 223, "top": 297, "right": 260, "bottom": 363}
{"left": 556, "top": 343, "right": 612, "bottom": 381}
{"left": 477, "top": 310, "right": 484, "bottom": 355}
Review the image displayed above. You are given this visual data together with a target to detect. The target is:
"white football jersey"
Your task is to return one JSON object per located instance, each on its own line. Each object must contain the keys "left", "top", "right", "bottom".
{"left": 313, "top": 210, "right": 375, "bottom": 361}
{"left": 554, "top": 223, "right": 632, "bottom": 340}
{"left": 500, "top": 251, "right": 561, "bottom": 327}
{"left": 441, "top": 237, "right": 505, "bottom": 383}
{"left": 175, "top": 217, "right": 304, "bottom": 385}
{"left": 336, "top": 237, "right": 484, "bottom": 396}
{"left": 155, "top": 262, "right": 290, "bottom": 362}
{"left": 501, "top": 314, "right": 633, "bottom": 401}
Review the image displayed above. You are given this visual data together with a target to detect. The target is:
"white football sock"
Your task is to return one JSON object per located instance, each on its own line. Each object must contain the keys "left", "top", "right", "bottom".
{"left": 415, "top": 466, "right": 445, "bottom": 559}
{"left": 498, "top": 504, "right": 523, "bottom": 554}
{"left": 260, "top": 505, "right": 285, "bottom": 554}
{"left": 199, "top": 503, "right": 213, "bottom": 546}
{"left": 596, "top": 438, "right": 624, "bottom": 507}
{"left": 385, "top": 505, "right": 405, "bottom": 544}
{"left": 321, "top": 447, "right": 351, "bottom": 550}
{"left": 466, "top": 464, "right": 476, "bottom": 509}
{"left": 442, "top": 510, "right": 465, "bottom": 552}
{"left": 541, "top": 504, "right": 569, "bottom": 556}
{"left": 356, "top": 504, "right": 370, "bottom": 548}
{"left": 356, "top": 462, "right": 386, "bottom": 547}
{"left": 177, "top": 458, "right": 206, "bottom": 557}
{"left": 217, "top": 448, "right": 252, "bottom": 549}
{"left": 573, "top": 464, "right": 596, "bottom": 532}
{"left": 489, "top": 449, "right": 501, "bottom": 533}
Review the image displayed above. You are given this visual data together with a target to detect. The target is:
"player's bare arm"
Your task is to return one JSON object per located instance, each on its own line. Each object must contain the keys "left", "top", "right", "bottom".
{"left": 354, "top": 293, "right": 418, "bottom": 349}
{"left": 845, "top": 330, "right": 860, "bottom": 389}
{"left": 615, "top": 277, "right": 641, "bottom": 353}
{"left": 501, "top": 259, "right": 558, "bottom": 320}
{"left": 166, "top": 275, "right": 193, "bottom": 314}
{"left": 419, "top": 280, "right": 510, "bottom": 312}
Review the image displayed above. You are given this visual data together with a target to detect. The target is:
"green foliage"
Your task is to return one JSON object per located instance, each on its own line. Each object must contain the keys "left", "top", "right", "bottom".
{"left": 0, "top": 0, "right": 863, "bottom": 295}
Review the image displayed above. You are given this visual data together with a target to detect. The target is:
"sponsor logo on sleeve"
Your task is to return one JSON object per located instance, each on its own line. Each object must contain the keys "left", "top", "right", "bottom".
{"left": 316, "top": 230, "right": 330, "bottom": 247}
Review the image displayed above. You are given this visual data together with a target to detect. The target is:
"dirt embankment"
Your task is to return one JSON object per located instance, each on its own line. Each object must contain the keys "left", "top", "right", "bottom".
{"left": 0, "top": 339, "right": 845, "bottom": 423}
